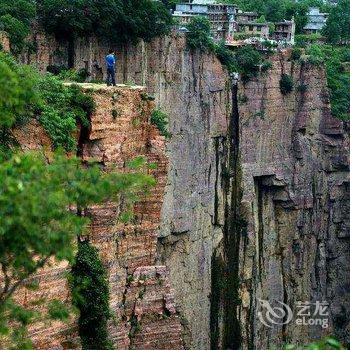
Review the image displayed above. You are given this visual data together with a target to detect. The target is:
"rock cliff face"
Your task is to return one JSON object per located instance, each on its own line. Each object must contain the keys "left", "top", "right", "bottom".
{"left": 14, "top": 84, "right": 184, "bottom": 350}
{"left": 237, "top": 53, "right": 350, "bottom": 349}
{"left": 15, "top": 32, "right": 350, "bottom": 350}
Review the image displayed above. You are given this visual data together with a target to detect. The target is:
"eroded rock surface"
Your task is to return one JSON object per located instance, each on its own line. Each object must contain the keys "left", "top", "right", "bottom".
{"left": 12, "top": 85, "right": 184, "bottom": 350}
{"left": 238, "top": 53, "right": 350, "bottom": 349}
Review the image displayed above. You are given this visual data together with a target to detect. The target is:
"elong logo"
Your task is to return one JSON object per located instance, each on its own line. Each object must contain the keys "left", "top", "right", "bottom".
{"left": 258, "top": 299, "right": 329, "bottom": 329}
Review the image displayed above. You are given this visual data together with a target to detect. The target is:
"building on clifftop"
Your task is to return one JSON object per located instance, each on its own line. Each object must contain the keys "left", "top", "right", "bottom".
{"left": 271, "top": 19, "right": 296, "bottom": 45}
{"left": 303, "top": 7, "right": 329, "bottom": 34}
{"left": 173, "top": 0, "right": 238, "bottom": 41}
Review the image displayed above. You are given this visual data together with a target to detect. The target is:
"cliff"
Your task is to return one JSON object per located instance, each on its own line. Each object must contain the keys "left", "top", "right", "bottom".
{"left": 237, "top": 53, "right": 350, "bottom": 349}
{"left": 14, "top": 32, "right": 350, "bottom": 350}
{"left": 13, "top": 84, "right": 184, "bottom": 350}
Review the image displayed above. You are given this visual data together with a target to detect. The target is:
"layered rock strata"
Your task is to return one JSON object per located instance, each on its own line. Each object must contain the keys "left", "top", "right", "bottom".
{"left": 237, "top": 53, "right": 350, "bottom": 349}
{"left": 12, "top": 84, "right": 184, "bottom": 350}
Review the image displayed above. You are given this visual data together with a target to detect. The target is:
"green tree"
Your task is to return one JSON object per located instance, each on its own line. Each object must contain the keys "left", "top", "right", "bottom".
{"left": 0, "top": 53, "right": 40, "bottom": 155}
{"left": 279, "top": 73, "right": 294, "bottom": 94}
{"left": 38, "top": 0, "right": 172, "bottom": 43}
{"left": 108, "top": 0, "right": 173, "bottom": 44}
{"left": 0, "top": 0, "right": 36, "bottom": 54}
{"left": 161, "top": 0, "right": 181, "bottom": 10}
{"left": 36, "top": 75, "right": 95, "bottom": 151}
{"left": 323, "top": 0, "right": 350, "bottom": 44}
{"left": 234, "top": 46, "right": 263, "bottom": 80}
{"left": 0, "top": 53, "right": 95, "bottom": 154}
{"left": 186, "top": 16, "right": 214, "bottom": 51}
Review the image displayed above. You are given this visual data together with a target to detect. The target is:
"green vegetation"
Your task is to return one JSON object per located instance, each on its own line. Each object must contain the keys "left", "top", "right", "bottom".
{"left": 305, "top": 44, "right": 325, "bottom": 65}
{"left": 0, "top": 150, "right": 154, "bottom": 349}
{"left": 150, "top": 109, "right": 171, "bottom": 138}
{"left": 38, "top": 0, "right": 172, "bottom": 44}
{"left": 0, "top": 0, "right": 172, "bottom": 57}
{"left": 323, "top": 0, "right": 350, "bottom": 45}
{"left": 280, "top": 73, "right": 294, "bottom": 94}
{"left": 70, "top": 241, "right": 113, "bottom": 350}
{"left": 186, "top": 16, "right": 214, "bottom": 51}
{"left": 291, "top": 41, "right": 350, "bottom": 121}
{"left": 0, "top": 52, "right": 95, "bottom": 152}
{"left": 186, "top": 18, "right": 271, "bottom": 81}
{"left": 0, "top": 0, "right": 36, "bottom": 54}
{"left": 37, "top": 75, "right": 95, "bottom": 151}
{"left": 234, "top": 46, "right": 267, "bottom": 80}
{"left": 271, "top": 337, "right": 346, "bottom": 350}
{"left": 0, "top": 53, "right": 39, "bottom": 130}
{"left": 291, "top": 47, "right": 302, "bottom": 61}
{"left": 323, "top": 45, "right": 350, "bottom": 121}
{"left": 295, "top": 33, "right": 324, "bottom": 47}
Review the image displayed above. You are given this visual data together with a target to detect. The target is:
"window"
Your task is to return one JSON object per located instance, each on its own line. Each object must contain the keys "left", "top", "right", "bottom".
{"left": 249, "top": 25, "right": 254, "bottom": 31}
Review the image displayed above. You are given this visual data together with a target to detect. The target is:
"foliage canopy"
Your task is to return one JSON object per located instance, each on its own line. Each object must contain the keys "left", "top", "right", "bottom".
{"left": 38, "top": 0, "right": 172, "bottom": 43}
{"left": 323, "top": 0, "right": 350, "bottom": 45}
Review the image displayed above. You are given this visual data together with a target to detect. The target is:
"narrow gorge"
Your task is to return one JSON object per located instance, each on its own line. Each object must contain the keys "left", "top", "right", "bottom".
{"left": 9, "top": 32, "right": 350, "bottom": 350}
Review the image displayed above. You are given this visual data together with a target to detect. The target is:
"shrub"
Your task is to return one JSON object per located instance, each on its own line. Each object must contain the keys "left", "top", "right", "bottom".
{"left": 261, "top": 60, "right": 273, "bottom": 72}
{"left": 186, "top": 16, "right": 214, "bottom": 51}
{"left": 214, "top": 41, "right": 237, "bottom": 72}
{"left": 0, "top": 52, "right": 39, "bottom": 129}
{"left": 234, "top": 46, "right": 263, "bottom": 81}
{"left": 306, "top": 44, "right": 325, "bottom": 65}
{"left": 58, "top": 68, "right": 90, "bottom": 83}
{"left": 0, "top": 14, "right": 29, "bottom": 54}
{"left": 276, "top": 336, "right": 346, "bottom": 350}
{"left": 0, "top": 0, "right": 35, "bottom": 54}
{"left": 297, "top": 83, "right": 308, "bottom": 93}
{"left": 70, "top": 241, "right": 113, "bottom": 350}
{"left": 150, "top": 109, "right": 171, "bottom": 138}
{"left": 37, "top": 74, "right": 95, "bottom": 150}
{"left": 280, "top": 74, "right": 294, "bottom": 95}
{"left": 322, "top": 45, "right": 350, "bottom": 121}
{"left": 323, "top": 0, "right": 350, "bottom": 45}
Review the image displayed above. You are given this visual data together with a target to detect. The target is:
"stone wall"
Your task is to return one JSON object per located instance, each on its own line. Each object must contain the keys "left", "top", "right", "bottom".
{"left": 13, "top": 84, "right": 185, "bottom": 350}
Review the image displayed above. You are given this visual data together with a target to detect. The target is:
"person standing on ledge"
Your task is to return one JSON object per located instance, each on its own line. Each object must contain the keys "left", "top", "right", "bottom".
{"left": 106, "top": 50, "right": 116, "bottom": 86}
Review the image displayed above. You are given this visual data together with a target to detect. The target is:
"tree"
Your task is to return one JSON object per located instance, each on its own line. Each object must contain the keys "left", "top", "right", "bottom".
{"left": 0, "top": 152, "right": 155, "bottom": 348}
{"left": 161, "top": 0, "right": 182, "bottom": 10}
{"left": 0, "top": 0, "right": 36, "bottom": 54}
{"left": 323, "top": 0, "right": 350, "bottom": 44}
{"left": 234, "top": 46, "right": 263, "bottom": 81}
{"left": 186, "top": 16, "right": 214, "bottom": 51}
{"left": 0, "top": 53, "right": 95, "bottom": 154}
{"left": 279, "top": 73, "right": 294, "bottom": 94}
{"left": 38, "top": 0, "right": 172, "bottom": 43}
{"left": 108, "top": 0, "right": 173, "bottom": 43}
{"left": 0, "top": 52, "right": 40, "bottom": 155}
